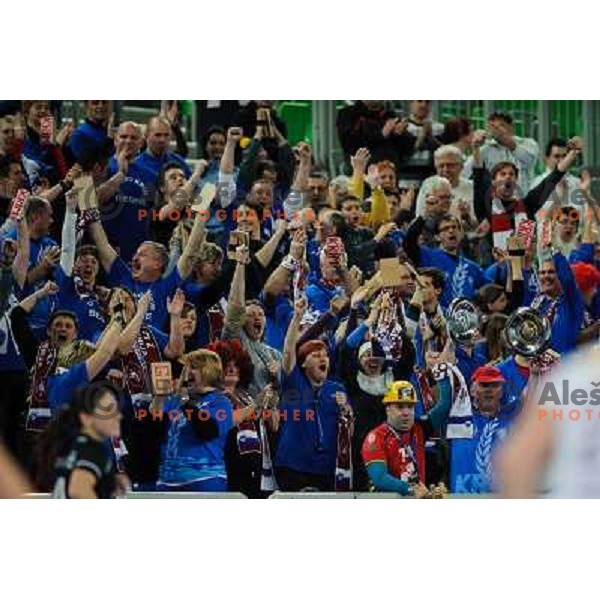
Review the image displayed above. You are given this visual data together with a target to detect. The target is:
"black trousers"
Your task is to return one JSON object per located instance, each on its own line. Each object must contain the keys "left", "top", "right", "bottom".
{"left": 0, "top": 370, "right": 28, "bottom": 458}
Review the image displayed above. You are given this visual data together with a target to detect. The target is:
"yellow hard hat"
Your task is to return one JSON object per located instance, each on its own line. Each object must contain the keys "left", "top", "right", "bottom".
{"left": 382, "top": 381, "right": 417, "bottom": 405}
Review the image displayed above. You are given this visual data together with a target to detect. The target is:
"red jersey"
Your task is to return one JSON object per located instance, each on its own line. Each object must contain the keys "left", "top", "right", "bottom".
{"left": 361, "top": 422, "right": 426, "bottom": 485}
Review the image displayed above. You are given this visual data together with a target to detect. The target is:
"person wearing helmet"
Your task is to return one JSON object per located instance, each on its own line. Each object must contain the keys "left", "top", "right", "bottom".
{"left": 361, "top": 378, "right": 451, "bottom": 497}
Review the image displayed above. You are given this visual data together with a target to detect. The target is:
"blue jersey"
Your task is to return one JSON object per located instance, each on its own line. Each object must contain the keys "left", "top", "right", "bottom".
{"left": 107, "top": 257, "right": 184, "bottom": 330}
{"left": 48, "top": 362, "right": 89, "bottom": 412}
{"left": 103, "top": 156, "right": 156, "bottom": 262}
{"left": 419, "top": 247, "right": 490, "bottom": 309}
{"left": 275, "top": 366, "right": 345, "bottom": 477}
{"left": 55, "top": 267, "right": 106, "bottom": 343}
{"left": 450, "top": 413, "right": 510, "bottom": 494}
{"left": 5, "top": 233, "right": 59, "bottom": 336}
{"left": 0, "top": 309, "right": 26, "bottom": 372}
{"left": 133, "top": 150, "right": 191, "bottom": 188}
{"left": 159, "top": 390, "right": 233, "bottom": 485}
{"left": 68, "top": 120, "right": 110, "bottom": 161}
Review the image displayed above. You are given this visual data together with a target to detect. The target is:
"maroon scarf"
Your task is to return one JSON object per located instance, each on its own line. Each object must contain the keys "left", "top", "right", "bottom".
{"left": 121, "top": 326, "right": 162, "bottom": 395}
{"left": 26, "top": 341, "right": 58, "bottom": 432}
{"left": 335, "top": 404, "right": 353, "bottom": 491}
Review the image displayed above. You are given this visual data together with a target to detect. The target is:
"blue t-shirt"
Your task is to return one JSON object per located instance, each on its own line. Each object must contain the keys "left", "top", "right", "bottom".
{"left": 158, "top": 390, "right": 233, "bottom": 485}
{"left": 419, "top": 247, "right": 490, "bottom": 309}
{"left": 107, "top": 257, "right": 184, "bottom": 330}
{"left": 5, "top": 233, "right": 59, "bottom": 335}
{"left": 0, "top": 310, "right": 26, "bottom": 372}
{"left": 450, "top": 413, "right": 510, "bottom": 494}
{"left": 48, "top": 362, "right": 89, "bottom": 412}
{"left": 68, "top": 120, "right": 110, "bottom": 161}
{"left": 55, "top": 267, "right": 106, "bottom": 343}
{"left": 103, "top": 156, "right": 156, "bottom": 262}
{"left": 275, "top": 366, "right": 345, "bottom": 477}
{"left": 132, "top": 150, "right": 191, "bottom": 188}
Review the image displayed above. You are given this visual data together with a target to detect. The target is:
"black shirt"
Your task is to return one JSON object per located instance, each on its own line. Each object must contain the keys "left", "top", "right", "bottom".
{"left": 52, "top": 433, "right": 115, "bottom": 499}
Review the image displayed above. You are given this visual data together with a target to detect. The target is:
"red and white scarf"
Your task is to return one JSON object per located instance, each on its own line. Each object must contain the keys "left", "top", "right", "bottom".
{"left": 491, "top": 197, "right": 528, "bottom": 250}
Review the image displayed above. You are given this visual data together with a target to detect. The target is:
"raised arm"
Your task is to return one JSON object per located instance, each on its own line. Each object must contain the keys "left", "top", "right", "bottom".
{"left": 85, "top": 320, "right": 122, "bottom": 380}
{"left": 60, "top": 189, "right": 78, "bottom": 276}
{"left": 115, "top": 291, "right": 152, "bottom": 355}
{"left": 96, "top": 150, "right": 128, "bottom": 204}
{"left": 254, "top": 219, "right": 287, "bottom": 268}
{"left": 177, "top": 194, "right": 215, "bottom": 279}
{"left": 222, "top": 245, "right": 249, "bottom": 339}
{"left": 164, "top": 289, "right": 185, "bottom": 360}
{"left": 88, "top": 220, "right": 118, "bottom": 273}
{"left": 282, "top": 296, "right": 306, "bottom": 374}
{"left": 13, "top": 217, "right": 30, "bottom": 290}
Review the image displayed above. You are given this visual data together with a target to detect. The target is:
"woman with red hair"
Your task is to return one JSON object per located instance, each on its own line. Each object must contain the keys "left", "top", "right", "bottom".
{"left": 206, "top": 339, "right": 279, "bottom": 498}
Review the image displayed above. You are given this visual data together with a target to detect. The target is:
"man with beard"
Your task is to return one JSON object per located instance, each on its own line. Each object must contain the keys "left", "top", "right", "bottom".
{"left": 449, "top": 366, "right": 512, "bottom": 494}
{"left": 222, "top": 245, "right": 281, "bottom": 398}
{"left": 89, "top": 183, "right": 212, "bottom": 330}
{"left": 276, "top": 296, "right": 350, "bottom": 492}
{"left": 361, "top": 379, "right": 450, "bottom": 496}
{"left": 68, "top": 100, "right": 113, "bottom": 163}
{"left": 404, "top": 214, "right": 490, "bottom": 310}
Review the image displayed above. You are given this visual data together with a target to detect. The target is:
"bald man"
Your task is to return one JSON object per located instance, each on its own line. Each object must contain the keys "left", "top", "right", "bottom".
{"left": 102, "top": 121, "right": 158, "bottom": 261}
{"left": 133, "top": 115, "right": 191, "bottom": 185}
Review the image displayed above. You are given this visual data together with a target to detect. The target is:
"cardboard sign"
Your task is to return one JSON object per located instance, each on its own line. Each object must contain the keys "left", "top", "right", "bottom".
{"left": 379, "top": 258, "right": 404, "bottom": 288}
{"left": 10, "top": 189, "right": 29, "bottom": 221}
{"left": 151, "top": 362, "right": 173, "bottom": 395}
{"left": 227, "top": 230, "right": 249, "bottom": 260}
{"left": 72, "top": 175, "right": 98, "bottom": 211}
{"left": 191, "top": 182, "right": 216, "bottom": 212}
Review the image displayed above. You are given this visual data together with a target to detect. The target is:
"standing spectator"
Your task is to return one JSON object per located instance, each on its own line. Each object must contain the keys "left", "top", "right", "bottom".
{"left": 336, "top": 101, "right": 413, "bottom": 170}
{"left": 275, "top": 297, "right": 351, "bottom": 492}
{"left": 399, "top": 100, "right": 444, "bottom": 187}
{"left": 440, "top": 116, "right": 473, "bottom": 155}
{"left": 133, "top": 116, "right": 191, "bottom": 187}
{"left": 464, "top": 112, "right": 539, "bottom": 194}
{"left": 67, "top": 101, "right": 113, "bottom": 162}
{"left": 157, "top": 349, "right": 234, "bottom": 492}
{"left": 416, "top": 145, "right": 474, "bottom": 220}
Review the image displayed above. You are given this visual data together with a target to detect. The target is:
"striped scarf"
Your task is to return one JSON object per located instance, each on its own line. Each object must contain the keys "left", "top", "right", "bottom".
{"left": 227, "top": 388, "right": 276, "bottom": 492}
{"left": 491, "top": 197, "right": 528, "bottom": 250}
{"left": 121, "top": 326, "right": 162, "bottom": 396}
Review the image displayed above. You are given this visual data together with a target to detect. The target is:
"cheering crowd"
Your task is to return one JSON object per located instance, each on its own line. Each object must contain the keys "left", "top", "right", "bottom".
{"left": 0, "top": 99, "right": 597, "bottom": 498}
